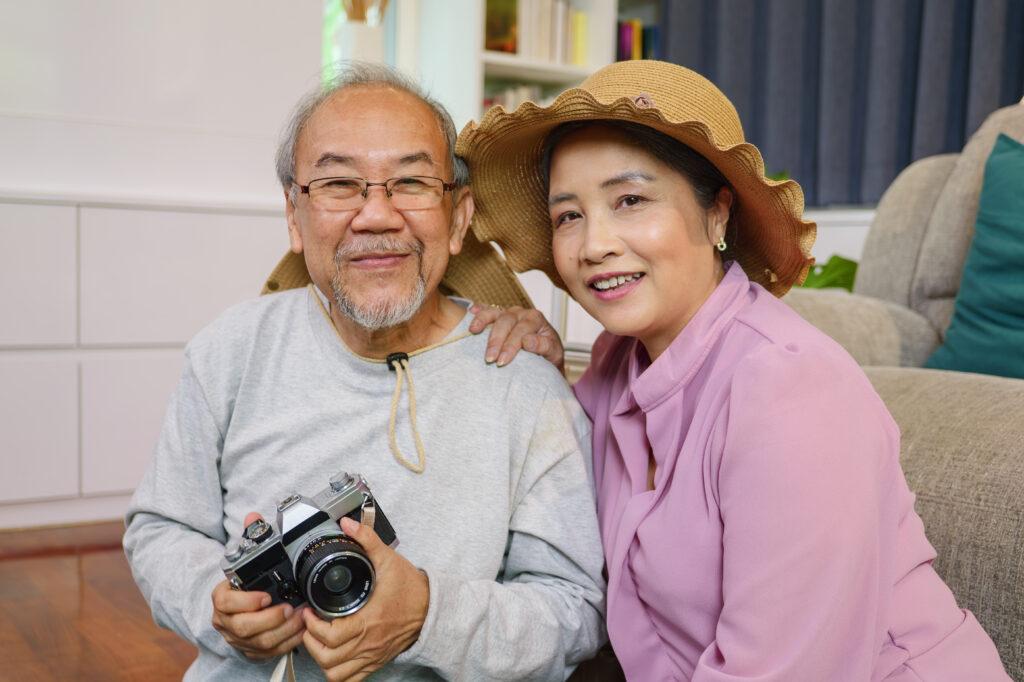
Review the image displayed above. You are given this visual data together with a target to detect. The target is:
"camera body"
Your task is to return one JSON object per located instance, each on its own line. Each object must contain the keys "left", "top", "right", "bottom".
{"left": 221, "top": 472, "right": 398, "bottom": 620}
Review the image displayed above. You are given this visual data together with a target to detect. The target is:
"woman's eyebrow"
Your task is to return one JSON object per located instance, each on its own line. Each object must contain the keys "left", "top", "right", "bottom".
{"left": 549, "top": 192, "right": 577, "bottom": 207}
{"left": 600, "top": 171, "right": 655, "bottom": 188}
{"left": 549, "top": 171, "right": 656, "bottom": 207}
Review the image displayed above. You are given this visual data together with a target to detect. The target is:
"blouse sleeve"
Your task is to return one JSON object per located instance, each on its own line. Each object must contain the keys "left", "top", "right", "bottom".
{"left": 692, "top": 342, "right": 899, "bottom": 681}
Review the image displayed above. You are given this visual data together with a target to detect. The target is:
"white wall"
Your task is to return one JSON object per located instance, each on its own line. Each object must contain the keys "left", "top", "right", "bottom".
{"left": 0, "top": 1, "right": 321, "bottom": 529}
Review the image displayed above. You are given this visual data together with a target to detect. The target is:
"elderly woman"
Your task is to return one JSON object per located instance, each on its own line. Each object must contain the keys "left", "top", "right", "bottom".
{"left": 463, "top": 60, "right": 1009, "bottom": 680}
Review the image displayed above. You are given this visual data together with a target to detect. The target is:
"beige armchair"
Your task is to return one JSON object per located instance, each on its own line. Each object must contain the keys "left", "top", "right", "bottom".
{"left": 784, "top": 104, "right": 1024, "bottom": 677}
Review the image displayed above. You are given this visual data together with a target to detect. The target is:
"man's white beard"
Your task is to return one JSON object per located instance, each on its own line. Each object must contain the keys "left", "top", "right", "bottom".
{"left": 330, "top": 238, "right": 427, "bottom": 331}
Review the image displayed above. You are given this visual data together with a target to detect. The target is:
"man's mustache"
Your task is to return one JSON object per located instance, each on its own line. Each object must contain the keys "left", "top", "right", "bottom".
{"left": 334, "top": 236, "right": 425, "bottom": 263}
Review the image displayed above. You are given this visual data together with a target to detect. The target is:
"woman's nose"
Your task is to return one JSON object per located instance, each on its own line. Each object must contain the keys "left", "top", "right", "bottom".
{"left": 581, "top": 216, "right": 623, "bottom": 264}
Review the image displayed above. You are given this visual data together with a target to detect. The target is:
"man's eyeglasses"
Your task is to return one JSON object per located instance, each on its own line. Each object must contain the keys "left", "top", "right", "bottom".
{"left": 295, "top": 176, "right": 457, "bottom": 211}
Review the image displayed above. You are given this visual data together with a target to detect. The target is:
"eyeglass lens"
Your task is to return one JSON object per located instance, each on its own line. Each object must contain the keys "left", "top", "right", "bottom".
{"left": 308, "top": 177, "right": 446, "bottom": 210}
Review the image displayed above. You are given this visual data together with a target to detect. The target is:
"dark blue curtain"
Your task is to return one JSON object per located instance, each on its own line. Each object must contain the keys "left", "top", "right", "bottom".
{"left": 659, "top": 0, "right": 1024, "bottom": 206}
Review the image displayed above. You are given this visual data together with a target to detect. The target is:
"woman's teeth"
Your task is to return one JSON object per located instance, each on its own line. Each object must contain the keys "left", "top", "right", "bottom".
{"left": 592, "top": 273, "right": 642, "bottom": 290}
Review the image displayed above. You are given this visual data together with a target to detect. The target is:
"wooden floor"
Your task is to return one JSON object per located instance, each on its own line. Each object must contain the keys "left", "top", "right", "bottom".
{"left": 0, "top": 521, "right": 196, "bottom": 681}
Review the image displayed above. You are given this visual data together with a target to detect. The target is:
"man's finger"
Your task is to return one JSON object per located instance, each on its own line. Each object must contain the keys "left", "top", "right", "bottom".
{"left": 324, "top": 657, "right": 377, "bottom": 682}
{"left": 222, "top": 602, "right": 294, "bottom": 640}
{"left": 340, "top": 516, "right": 386, "bottom": 556}
{"left": 303, "top": 605, "right": 369, "bottom": 651}
{"left": 212, "top": 579, "right": 271, "bottom": 615}
{"left": 245, "top": 605, "right": 306, "bottom": 653}
{"left": 302, "top": 617, "right": 355, "bottom": 667}
{"left": 263, "top": 628, "right": 306, "bottom": 659}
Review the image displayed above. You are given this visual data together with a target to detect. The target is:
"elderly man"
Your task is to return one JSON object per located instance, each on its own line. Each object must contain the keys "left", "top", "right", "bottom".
{"left": 123, "top": 63, "right": 604, "bottom": 681}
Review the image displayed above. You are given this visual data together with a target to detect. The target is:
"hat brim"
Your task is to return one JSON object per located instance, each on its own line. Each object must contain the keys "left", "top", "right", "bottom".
{"left": 457, "top": 87, "right": 816, "bottom": 297}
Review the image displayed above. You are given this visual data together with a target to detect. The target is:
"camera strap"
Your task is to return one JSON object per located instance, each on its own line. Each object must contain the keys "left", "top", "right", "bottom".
{"left": 360, "top": 494, "right": 377, "bottom": 530}
{"left": 269, "top": 650, "right": 296, "bottom": 682}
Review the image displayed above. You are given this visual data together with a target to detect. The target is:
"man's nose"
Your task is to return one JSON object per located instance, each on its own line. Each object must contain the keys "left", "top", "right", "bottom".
{"left": 349, "top": 185, "right": 404, "bottom": 232}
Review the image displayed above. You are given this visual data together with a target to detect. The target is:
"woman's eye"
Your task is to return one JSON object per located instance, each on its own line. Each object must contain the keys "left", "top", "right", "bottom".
{"left": 618, "top": 194, "right": 646, "bottom": 208}
{"left": 553, "top": 211, "right": 581, "bottom": 227}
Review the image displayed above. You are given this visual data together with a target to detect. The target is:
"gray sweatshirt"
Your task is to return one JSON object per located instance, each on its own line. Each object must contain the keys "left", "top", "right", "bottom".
{"left": 123, "top": 287, "right": 606, "bottom": 681}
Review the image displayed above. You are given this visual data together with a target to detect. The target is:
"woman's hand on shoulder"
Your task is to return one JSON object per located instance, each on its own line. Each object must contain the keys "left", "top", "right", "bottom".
{"left": 469, "top": 304, "right": 564, "bottom": 373}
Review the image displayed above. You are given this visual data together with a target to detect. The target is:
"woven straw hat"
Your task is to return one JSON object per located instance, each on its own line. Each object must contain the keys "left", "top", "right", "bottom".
{"left": 456, "top": 60, "right": 816, "bottom": 297}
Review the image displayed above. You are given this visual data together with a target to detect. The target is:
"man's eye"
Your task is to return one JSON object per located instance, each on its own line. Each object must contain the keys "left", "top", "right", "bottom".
{"left": 394, "top": 177, "right": 428, "bottom": 187}
{"left": 323, "top": 179, "right": 361, "bottom": 190}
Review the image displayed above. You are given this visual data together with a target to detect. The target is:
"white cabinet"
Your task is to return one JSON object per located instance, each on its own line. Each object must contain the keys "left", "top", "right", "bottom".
{"left": 0, "top": 203, "right": 77, "bottom": 347}
{"left": 81, "top": 351, "right": 184, "bottom": 496}
{"left": 0, "top": 358, "right": 79, "bottom": 503}
{"left": 79, "top": 208, "right": 286, "bottom": 346}
{"left": 0, "top": 200, "right": 289, "bottom": 526}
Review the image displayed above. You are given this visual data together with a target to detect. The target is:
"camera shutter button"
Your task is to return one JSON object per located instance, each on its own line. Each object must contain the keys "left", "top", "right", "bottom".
{"left": 244, "top": 518, "right": 272, "bottom": 543}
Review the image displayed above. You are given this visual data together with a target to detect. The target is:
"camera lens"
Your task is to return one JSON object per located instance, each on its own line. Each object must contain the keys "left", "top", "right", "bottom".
{"left": 295, "top": 534, "right": 374, "bottom": 619}
{"left": 323, "top": 565, "right": 353, "bottom": 594}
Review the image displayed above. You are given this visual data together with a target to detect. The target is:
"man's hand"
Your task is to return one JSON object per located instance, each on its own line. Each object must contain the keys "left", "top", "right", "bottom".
{"left": 211, "top": 512, "right": 306, "bottom": 660}
{"left": 302, "top": 517, "right": 429, "bottom": 682}
{"left": 469, "top": 304, "right": 564, "bottom": 372}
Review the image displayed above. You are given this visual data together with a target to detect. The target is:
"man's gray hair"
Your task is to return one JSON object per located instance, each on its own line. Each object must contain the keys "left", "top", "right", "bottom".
{"left": 275, "top": 61, "right": 469, "bottom": 193}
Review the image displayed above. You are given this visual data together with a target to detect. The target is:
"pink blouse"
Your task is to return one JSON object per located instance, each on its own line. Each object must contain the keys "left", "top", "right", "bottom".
{"left": 574, "top": 264, "right": 1008, "bottom": 681}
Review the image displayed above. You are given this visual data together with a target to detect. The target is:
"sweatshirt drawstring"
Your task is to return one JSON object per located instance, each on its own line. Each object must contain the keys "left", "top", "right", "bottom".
{"left": 310, "top": 284, "right": 469, "bottom": 474}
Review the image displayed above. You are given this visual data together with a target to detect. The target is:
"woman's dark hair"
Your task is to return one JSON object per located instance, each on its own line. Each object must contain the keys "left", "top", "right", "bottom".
{"left": 540, "top": 120, "right": 737, "bottom": 248}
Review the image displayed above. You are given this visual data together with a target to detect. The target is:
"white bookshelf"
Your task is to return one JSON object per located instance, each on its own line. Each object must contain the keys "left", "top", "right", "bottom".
{"left": 394, "top": 0, "right": 617, "bottom": 127}
{"left": 482, "top": 50, "right": 593, "bottom": 84}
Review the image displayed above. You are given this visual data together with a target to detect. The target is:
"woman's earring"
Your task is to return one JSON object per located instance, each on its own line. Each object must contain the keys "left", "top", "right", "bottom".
{"left": 716, "top": 237, "right": 727, "bottom": 252}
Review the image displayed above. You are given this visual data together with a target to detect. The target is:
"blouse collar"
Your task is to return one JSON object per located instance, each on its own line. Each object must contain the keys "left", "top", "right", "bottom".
{"left": 621, "top": 262, "right": 753, "bottom": 413}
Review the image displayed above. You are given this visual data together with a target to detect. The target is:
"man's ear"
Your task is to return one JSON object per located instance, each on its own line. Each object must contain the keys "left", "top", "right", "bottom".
{"left": 448, "top": 186, "right": 475, "bottom": 256}
{"left": 285, "top": 189, "right": 304, "bottom": 254}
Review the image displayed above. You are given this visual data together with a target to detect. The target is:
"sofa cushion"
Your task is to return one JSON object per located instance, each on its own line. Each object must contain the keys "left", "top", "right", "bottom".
{"left": 784, "top": 287, "right": 939, "bottom": 366}
{"left": 865, "top": 366, "right": 1024, "bottom": 679}
{"left": 925, "top": 133, "right": 1024, "bottom": 379}
{"left": 911, "top": 104, "right": 1024, "bottom": 335}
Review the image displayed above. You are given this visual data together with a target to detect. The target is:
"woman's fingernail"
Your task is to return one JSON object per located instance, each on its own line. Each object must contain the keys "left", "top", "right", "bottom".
{"left": 497, "top": 353, "right": 510, "bottom": 366}
{"left": 261, "top": 595, "right": 271, "bottom": 608}
{"left": 486, "top": 350, "right": 497, "bottom": 363}
{"left": 283, "top": 605, "right": 293, "bottom": 618}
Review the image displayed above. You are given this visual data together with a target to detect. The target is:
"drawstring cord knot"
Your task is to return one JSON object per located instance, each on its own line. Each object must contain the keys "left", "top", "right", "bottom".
{"left": 310, "top": 284, "right": 470, "bottom": 475}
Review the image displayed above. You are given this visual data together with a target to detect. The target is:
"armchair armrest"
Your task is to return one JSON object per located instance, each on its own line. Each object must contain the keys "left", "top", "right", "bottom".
{"left": 783, "top": 288, "right": 939, "bottom": 366}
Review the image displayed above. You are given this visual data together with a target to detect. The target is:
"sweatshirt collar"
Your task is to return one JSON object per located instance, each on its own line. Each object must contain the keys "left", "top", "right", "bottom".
{"left": 306, "top": 285, "right": 473, "bottom": 390}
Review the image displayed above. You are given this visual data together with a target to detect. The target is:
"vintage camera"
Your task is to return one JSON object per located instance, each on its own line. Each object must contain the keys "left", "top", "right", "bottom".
{"left": 221, "top": 472, "right": 398, "bottom": 620}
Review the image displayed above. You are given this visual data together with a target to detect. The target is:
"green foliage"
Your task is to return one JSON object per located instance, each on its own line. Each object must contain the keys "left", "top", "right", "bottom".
{"left": 799, "top": 255, "right": 858, "bottom": 292}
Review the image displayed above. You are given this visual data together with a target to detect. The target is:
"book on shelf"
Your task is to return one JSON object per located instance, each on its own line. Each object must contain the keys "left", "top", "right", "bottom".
{"left": 485, "top": 0, "right": 588, "bottom": 66}
{"left": 617, "top": 17, "right": 661, "bottom": 61}
{"left": 485, "top": 0, "right": 517, "bottom": 53}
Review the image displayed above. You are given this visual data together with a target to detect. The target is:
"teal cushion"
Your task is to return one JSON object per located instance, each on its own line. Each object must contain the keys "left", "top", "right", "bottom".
{"left": 925, "top": 133, "right": 1024, "bottom": 378}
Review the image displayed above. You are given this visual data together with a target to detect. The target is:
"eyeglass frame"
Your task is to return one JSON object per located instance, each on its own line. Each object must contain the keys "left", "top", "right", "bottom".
{"left": 293, "top": 175, "right": 459, "bottom": 210}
